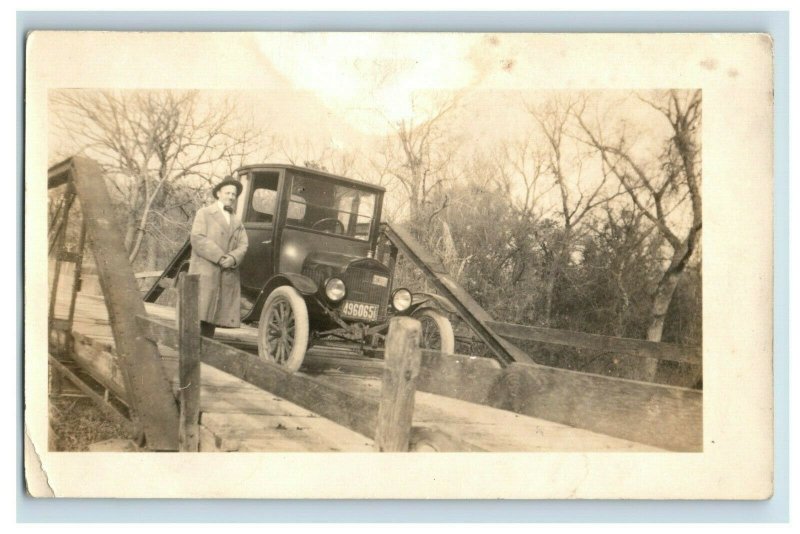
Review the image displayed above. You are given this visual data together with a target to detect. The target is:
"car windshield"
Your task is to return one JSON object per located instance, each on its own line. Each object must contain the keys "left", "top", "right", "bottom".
{"left": 287, "top": 173, "right": 377, "bottom": 241}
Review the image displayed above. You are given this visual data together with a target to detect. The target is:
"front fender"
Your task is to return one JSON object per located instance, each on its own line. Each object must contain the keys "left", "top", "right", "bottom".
{"left": 408, "top": 292, "right": 456, "bottom": 315}
{"left": 243, "top": 273, "right": 318, "bottom": 323}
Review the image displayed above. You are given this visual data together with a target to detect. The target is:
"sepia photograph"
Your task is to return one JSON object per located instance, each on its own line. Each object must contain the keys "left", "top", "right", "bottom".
{"left": 26, "top": 31, "right": 773, "bottom": 499}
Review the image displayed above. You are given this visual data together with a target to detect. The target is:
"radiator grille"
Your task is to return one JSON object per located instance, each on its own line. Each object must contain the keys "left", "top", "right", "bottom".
{"left": 303, "top": 261, "right": 390, "bottom": 321}
{"left": 343, "top": 267, "right": 389, "bottom": 316}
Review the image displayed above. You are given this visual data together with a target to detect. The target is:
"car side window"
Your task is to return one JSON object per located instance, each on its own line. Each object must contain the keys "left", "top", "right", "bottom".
{"left": 246, "top": 172, "right": 280, "bottom": 224}
{"left": 287, "top": 194, "right": 307, "bottom": 222}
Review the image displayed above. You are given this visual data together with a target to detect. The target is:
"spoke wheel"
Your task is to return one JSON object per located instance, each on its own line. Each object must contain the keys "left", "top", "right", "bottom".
{"left": 257, "top": 286, "right": 309, "bottom": 372}
{"left": 413, "top": 308, "right": 455, "bottom": 355}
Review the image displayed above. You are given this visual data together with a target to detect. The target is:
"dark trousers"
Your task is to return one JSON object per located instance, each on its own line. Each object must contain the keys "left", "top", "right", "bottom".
{"left": 200, "top": 321, "right": 216, "bottom": 338}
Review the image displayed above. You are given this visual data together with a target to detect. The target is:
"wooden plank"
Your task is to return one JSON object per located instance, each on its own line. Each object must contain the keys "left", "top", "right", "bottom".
{"left": 159, "top": 359, "right": 324, "bottom": 417}
{"left": 411, "top": 390, "right": 661, "bottom": 452}
{"left": 139, "top": 314, "right": 483, "bottom": 452}
{"left": 50, "top": 318, "right": 72, "bottom": 332}
{"left": 49, "top": 354, "right": 134, "bottom": 434}
{"left": 302, "top": 352, "right": 385, "bottom": 377}
{"left": 375, "top": 318, "right": 422, "bottom": 452}
{"left": 202, "top": 343, "right": 382, "bottom": 441}
{"left": 75, "top": 294, "right": 695, "bottom": 452}
{"left": 201, "top": 412, "right": 374, "bottom": 452}
{"left": 315, "top": 375, "right": 653, "bottom": 452}
{"left": 135, "top": 270, "right": 164, "bottom": 279}
{"left": 195, "top": 388, "right": 318, "bottom": 416}
{"left": 417, "top": 350, "right": 502, "bottom": 405}
{"left": 57, "top": 251, "right": 82, "bottom": 264}
{"left": 408, "top": 426, "right": 485, "bottom": 452}
{"left": 48, "top": 191, "right": 76, "bottom": 326}
{"left": 67, "top": 331, "right": 128, "bottom": 400}
{"left": 487, "top": 320, "right": 701, "bottom": 366}
{"left": 67, "top": 157, "right": 180, "bottom": 450}
{"left": 137, "top": 315, "right": 380, "bottom": 440}
{"left": 177, "top": 274, "right": 201, "bottom": 452}
{"left": 303, "top": 349, "right": 502, "bottom": 407}
{"left": 47, "top": 157, "right": 74, "bottom": 189}
{"left": 65, "top": 221, "right": 88, "bottom": 329}
{"left": 486, "top": 362, "right": 702, "bottom": 451}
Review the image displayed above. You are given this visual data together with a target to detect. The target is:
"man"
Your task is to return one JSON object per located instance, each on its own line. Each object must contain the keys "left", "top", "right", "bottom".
{"left": 188, "top": 176, "right": 249, "bottom": 338}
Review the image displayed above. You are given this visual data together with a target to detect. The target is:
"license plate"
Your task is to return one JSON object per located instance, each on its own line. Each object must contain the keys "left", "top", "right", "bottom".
{"left": 340, "top": 300, "right": 379, "bottom": 321}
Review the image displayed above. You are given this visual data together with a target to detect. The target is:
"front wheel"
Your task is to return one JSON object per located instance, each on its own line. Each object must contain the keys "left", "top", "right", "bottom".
{"left": 413, "top": 308, "right": 455, "bottom": 355}
{"left": 257, "top": 286, "right": 309, "bottom": 372}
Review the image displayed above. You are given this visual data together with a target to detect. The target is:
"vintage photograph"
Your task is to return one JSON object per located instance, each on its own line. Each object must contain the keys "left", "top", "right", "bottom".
{"left": 27, "top": 32, "right": 772, "bottom": 498}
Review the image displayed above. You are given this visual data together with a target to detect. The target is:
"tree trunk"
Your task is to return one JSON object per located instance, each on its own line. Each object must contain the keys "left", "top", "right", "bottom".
{"left": 640, "top": 253, "right": 687, "bottom": 380}
{"left": 128, "top": 179, "right": 168, "bottom": 264}
{"left": 123, "top": 212, "right": 136, "bottom": 253}
{"left": 543, "top": 265, "right": 558, "bottom": 326}
{"left": 614, "top": 267, "right": 630, "bottom": 338}
{"left": 543, "top": 231, "right": 571, "bottom": 326}
{"left": 646, "top": 270, "right": 682, "bottom": 343}
{"left": 127, "top": 224, "right": 146, "bottom": 264}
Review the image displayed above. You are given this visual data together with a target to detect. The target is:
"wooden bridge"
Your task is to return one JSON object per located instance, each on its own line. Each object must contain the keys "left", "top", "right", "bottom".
{"left": 47, "top": 157, "right": 702, "bottom": 453}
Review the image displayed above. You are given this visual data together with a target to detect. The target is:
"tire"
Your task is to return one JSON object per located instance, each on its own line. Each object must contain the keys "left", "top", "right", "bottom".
{"left": 257, "top": 286, "right": 309, "bottom": 372}
{"left": 413, "top": 308, "right": 455, "bottom": 355}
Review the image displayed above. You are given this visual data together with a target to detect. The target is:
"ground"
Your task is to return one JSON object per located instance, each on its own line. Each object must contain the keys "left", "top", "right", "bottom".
{"left": 49, "top": 396, "right": 129, "bottom": 452}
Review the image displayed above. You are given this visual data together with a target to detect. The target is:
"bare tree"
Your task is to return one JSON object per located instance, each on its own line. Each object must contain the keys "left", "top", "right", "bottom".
{"left": 527, "top": 96, "right": 617, "bottom": 325}
{"left": 380, "top": 99, "right": 461, "bottom": 221}
{"left": 576, "top": 90, "right": 702, "bottom": 367}
{"left": 51, "top": 90, "right": 262, "bottom": 265}
{"left": 491, "top": 135, "right": 550, "bottom": 220}
{"left": 277, "top": 136, "right": 363, "bottom": 178}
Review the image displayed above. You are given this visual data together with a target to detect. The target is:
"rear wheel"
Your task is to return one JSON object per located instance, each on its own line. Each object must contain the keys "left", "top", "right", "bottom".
{"left": 257, "top": 286, "right": 309, "bottom": 372}
{"left": 413, "top": 308, "right": 455, "bottom": 355}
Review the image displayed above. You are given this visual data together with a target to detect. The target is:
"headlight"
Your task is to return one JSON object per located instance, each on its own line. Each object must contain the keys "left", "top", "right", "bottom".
{"left": 325, "top": 278, "right": 346, "bottom": 302}
{"left": 391, "top": 288, "right": 412, "bottom": 312}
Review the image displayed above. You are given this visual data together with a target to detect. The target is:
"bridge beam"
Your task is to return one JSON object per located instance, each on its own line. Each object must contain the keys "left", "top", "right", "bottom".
{"left": 66, "top": 157, "right": 180, "bottom": 450}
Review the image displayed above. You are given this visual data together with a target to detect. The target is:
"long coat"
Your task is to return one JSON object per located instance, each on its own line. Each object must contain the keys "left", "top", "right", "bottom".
{"left": 188, "top": 203, "right": 249, "bottom": 328}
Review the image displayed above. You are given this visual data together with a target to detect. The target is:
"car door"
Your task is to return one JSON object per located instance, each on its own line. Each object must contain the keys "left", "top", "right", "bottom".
{"left": 239, "top": 171, "right": 281, "bottom": 295}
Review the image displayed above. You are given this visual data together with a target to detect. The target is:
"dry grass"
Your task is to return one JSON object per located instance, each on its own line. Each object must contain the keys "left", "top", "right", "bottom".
{"left": 49, "top": 396, "right": 130, "bottom": 451}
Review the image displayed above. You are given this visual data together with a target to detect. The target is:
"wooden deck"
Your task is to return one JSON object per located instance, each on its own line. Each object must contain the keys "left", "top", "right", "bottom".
{"left": 51, "top": 282, "right": 661, "bottom": 452}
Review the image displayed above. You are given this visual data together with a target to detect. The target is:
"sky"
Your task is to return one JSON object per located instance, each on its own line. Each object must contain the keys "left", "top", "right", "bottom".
{"left": 49, "top": 32, "right": 676, "bottom": 163}
{"left": 253, "top": 33, "right": 494, "bottom": 136}
{"left": 47, "top": 32, "right": 689, "bottom": 229}
{"left": 240, "top": 33, "right": 673, "bottom": 167}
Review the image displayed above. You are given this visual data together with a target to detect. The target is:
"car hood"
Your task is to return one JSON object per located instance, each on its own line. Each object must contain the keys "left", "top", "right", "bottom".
{"left": 303, "top": 251, "right": 388, "bottom": 274}
{"left": 302, "top": 251, "right": 389, "bottom": 290}
{"left": 303, "top": 251, "right": 364, "bottom": 271}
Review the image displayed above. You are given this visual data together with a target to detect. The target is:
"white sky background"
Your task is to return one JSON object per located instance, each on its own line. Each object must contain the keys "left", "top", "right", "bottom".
{"left": 255, "top": 33, "right": 486, "bottom": 136}
{"left": 48, "top": 32, "right": 688, "bottom": 229}
{"left": 48, "top": 32, "right": 677, "bottom": 162}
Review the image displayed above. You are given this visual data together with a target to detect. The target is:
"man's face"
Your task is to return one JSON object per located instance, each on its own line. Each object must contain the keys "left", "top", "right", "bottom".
{"left": 217, "top": 184, "right": 238, "bottom": 209}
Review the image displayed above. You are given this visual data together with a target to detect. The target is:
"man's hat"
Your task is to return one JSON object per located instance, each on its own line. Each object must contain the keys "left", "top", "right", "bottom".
{"left": 212, "top": 176, "right": 243, "bottom": 198}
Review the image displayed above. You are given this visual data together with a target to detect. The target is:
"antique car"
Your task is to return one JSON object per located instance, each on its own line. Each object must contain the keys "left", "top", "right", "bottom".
{"left": 146, "top": 164, "right": 454, "bottom": 372}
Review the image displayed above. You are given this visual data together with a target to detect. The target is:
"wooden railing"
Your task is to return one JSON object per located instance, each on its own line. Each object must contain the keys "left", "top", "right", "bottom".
{"left": 487, "top": 321, "right": 701, "bottom": 367}
{"left": 135, "top": 274, "right": 702, "bottom": 452}
{"left": 136, "top": 274, "right": 479, "bottom": 452}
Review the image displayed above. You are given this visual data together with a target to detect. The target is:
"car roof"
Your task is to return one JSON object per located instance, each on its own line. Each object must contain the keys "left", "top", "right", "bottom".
{"left": 234, "top": 163, "right": 386, "bottom": 193}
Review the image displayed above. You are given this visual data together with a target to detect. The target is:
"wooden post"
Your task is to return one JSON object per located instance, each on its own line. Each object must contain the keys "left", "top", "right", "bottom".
{"left": 375, "top": 317, "right": 422, "bottom": 452}
{"left": 48, "top": 189, "right": 75, "bottom": 328}
{"left": 66, "top": 157, "right": 180, "bottom": 450}
{"left": 178, "top": 273, "right": 201, "bottom": 452}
